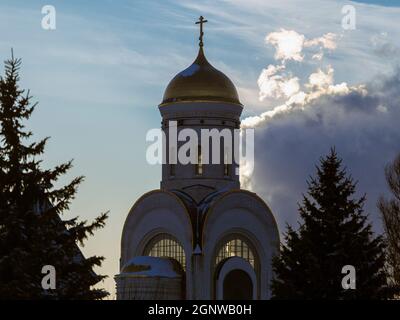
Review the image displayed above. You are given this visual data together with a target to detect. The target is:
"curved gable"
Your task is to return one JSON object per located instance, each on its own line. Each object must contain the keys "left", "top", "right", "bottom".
{"left": 120, "top": 190, "right": 193, "bottom": 268}
{"left": 202, "top": 189, "right": 279, "bottom": 250}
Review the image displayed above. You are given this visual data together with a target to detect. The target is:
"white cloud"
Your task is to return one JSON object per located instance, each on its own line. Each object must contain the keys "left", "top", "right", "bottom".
{"left": 265, "top": 29, "right": 338, "bottom": 63}
{"left": 266, "top": 29, "right": 305, "bottom": 62}
{"left": 312, "top": 52, "right": 324, "bottom": 61}
{"left": 247, "top": 70, "right": 400, "bottom": 232}
{"left": 243, "top": 25, "right": 366, "bottom": 135}
{"left": 307, "top": 67, "right": 334, "bottom": 89}
{"left": 304, "top": 33, "right": 337, "bottom": 50}
{"left": 242, "top": 65, "right": 365, "bottom": 132}
{"left": 257, "top": 64, "right": 300, "bottom": 101}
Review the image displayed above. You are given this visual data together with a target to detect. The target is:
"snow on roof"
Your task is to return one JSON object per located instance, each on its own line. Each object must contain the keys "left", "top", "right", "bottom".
{"left": 120, "top": 256, "right": 183, "bottom": 278}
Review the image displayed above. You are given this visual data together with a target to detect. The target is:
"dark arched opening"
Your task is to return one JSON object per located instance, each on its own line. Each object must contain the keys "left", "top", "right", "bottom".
{"left": 223, "top": 269, "right": 253, "bottom": 300}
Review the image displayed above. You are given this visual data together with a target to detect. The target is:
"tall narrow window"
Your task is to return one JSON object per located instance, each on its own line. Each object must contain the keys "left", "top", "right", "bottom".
{"left": 224, "top": 152, "right": 230, "bottom": 176}
{"left": 170, "top": 146, "right": 176, "bottom": 177}
{"left": 224, "top": 146, "right": 231, "bottom": 176}
{"left": 170, "top": 164, "right": 175, "bottom": 177}
{"left": 195, "top": 145, "right": 203, "bottom": 175}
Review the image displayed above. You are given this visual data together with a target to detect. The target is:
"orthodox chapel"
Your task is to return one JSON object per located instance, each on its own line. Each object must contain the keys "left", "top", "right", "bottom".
{"left": 115, "top": 17, "right": 279, "bottom": 300}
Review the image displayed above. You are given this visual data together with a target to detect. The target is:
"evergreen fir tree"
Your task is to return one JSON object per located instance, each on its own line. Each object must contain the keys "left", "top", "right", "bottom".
{"left": 271, "top": 148, "right": 388, "bottom": 299}
{"left": 378, "top": 153, "right": 400, "bottom": 296}
{"left": 0, "top": 52, "right": 109, "bottom": 299}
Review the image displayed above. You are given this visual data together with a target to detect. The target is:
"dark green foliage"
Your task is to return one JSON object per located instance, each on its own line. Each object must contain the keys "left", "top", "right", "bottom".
{"left": 0, "top": 52, "right": 108, "bottom": 299}
{"left": 272, "top": 149, "right": 388, "bottom": 299}
{"left": 378, "top": 153, "right": 400, "bottom": 296}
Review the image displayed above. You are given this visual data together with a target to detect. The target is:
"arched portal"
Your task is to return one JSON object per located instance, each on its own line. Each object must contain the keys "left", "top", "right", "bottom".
{"left": 215, "top": 256, "right": 257, "bottom": 300}
{"left": 223, "top": 269, "right": 253, "bottom": 300}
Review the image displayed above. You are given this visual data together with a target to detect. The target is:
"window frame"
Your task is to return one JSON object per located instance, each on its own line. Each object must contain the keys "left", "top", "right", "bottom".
{"left": 214, "top": 235, "right": 257, "bottom": 269}
{"left": 143, "top": 233, "right": 186, "bottom": 270}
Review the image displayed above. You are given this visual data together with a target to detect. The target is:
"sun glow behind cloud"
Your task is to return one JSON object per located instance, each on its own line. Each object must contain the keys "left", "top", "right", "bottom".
{"left": 239, "top": 28, "right": 367, "bottom": 189}
{"left": 241, "top": 29, "right": 363, "bottom": 129}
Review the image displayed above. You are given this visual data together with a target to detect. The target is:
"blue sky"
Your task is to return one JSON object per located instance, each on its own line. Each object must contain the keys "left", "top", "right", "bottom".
{"left": 354, "top": 0, "right": 400, "bottom": 6}
{"left": 1, "top": 0, "right": 400, "bottom": 296}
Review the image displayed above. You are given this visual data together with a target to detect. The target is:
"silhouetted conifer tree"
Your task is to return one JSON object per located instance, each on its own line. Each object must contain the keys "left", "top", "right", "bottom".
{"left": 0, "top": 52, "right": 108, "bottom": 299}
{"left": 378, "top": 153, "right": 400, "bottom": 296}
{"left": 272, "top": 149, "right": 388, "bottom": 299}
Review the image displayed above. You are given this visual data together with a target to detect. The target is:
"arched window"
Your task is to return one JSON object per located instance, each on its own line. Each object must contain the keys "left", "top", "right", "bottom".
{"left": 144, "top": 234, "right": 186, "bottom": 270}
{"left": 215, "top": 237, "right": 255, "bottom": 268}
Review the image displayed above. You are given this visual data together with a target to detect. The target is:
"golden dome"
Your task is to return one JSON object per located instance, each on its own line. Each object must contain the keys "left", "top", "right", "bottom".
{"left": 161, "top": 47, "right": 241, "bottom": 105}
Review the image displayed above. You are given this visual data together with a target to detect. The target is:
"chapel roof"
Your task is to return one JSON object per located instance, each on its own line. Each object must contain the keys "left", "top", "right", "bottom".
{"left": 160, "top": 16, "right": 241, "bottom": 106}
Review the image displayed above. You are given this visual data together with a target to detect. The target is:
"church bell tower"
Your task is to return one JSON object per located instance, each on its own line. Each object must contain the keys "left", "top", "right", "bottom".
{"left": 159, "top": 16, "right": 243, "bottom": 202}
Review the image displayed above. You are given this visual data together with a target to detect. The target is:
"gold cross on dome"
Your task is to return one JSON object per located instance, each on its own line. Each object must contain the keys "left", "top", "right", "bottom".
{"left": 195, "top": 16, "right": 208, "bottom": 47}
